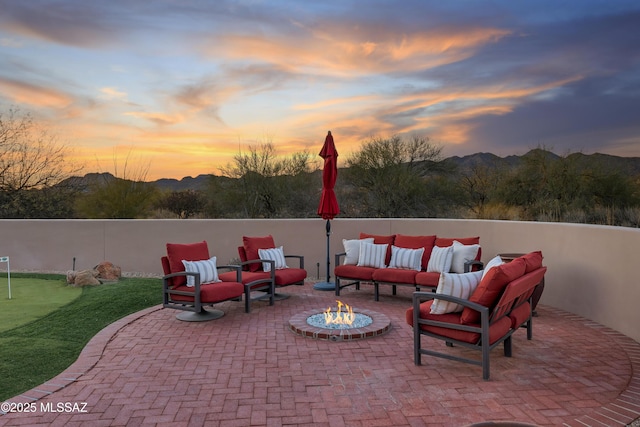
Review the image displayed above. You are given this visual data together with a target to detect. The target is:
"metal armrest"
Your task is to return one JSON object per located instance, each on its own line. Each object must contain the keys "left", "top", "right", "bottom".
{"left": 335, "top": 252, "right": 346, "bottom": 268}
{"left": 284, "top": 254, "right": 304, "bottom": 269}
{"left": 412, "top": 291, "right": 489, "bottom": 317}
{"left": 218, "top": 264, "right": 242, "bottom": 282}
{"left": 464, "top": 260, "right": 484, "bottom": 273}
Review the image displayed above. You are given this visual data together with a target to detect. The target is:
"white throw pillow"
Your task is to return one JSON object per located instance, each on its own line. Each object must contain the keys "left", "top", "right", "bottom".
{"left": 258, "top": 246, "right": 288, "bottom": 272}
{"left": 182, "top": 256, "right": 220, "bottom": 287}
{"left": 430, "top": 270, "right": 484, "bottom": 314}
{"left": 389, "top": 245, "right": 424, "bottom": 271}
{"left": 342, "top": 238, "right": 374, "bottom": 265}
{"left": 426, "top": 246, "right": 454, "bottom": 273}
{"left": 482, "top": 255, "right": 504, "bottom": 279}
{"left": 450, "top": 240, "right": 480, "bottom": 273}
{"left": 357, "top": 242, "right": 388, "bottom": 269}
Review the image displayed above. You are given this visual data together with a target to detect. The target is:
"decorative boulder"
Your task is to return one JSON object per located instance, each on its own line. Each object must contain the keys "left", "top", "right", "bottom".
{"left": 73, "top": 269, "right": 101, "bottom": 287}
{"left": 66, "top": 270, "right": 77, "bottom": 285}
{"left": 95, "top": 261, "right": 122, "bottom": 281}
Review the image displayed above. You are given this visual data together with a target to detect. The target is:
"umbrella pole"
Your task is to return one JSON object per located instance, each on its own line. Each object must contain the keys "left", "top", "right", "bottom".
{"left": 325, "top": 219, "right": 331, "bottom": 282}
{"left": 313, "top": 219, "right": 335, "bottom": 291}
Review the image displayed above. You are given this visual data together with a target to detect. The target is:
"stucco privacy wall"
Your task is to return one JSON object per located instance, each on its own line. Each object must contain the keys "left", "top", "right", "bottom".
{"left": 0, "top": 219, "right": 638, "bottom": 344}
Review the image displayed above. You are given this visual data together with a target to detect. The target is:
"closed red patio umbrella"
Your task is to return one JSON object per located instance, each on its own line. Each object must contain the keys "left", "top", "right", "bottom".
{"left": 314, "top": 131, "right": 340, "bottom": 291}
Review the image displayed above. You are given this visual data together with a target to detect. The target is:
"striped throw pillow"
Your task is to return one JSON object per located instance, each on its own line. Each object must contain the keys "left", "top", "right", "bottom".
{"left": 389, "top": 245, "right": 424, "bottom": 271}
{"left": 342, "top": 237, "right": 374, "bottom": 265}
{"left": 357, "top": 242, "right": 388, "bottom": 269}
{"left": 430, "top": 270, "right": 484, "bottom": 314}
{"left": 258, "top": 246, "right": 288, "bottom": 272}
{"left": 182, "top": 256, "right": 220, "bottom": 287}
{"left": 427, "top": 246, "right": 454, "bottom": 273}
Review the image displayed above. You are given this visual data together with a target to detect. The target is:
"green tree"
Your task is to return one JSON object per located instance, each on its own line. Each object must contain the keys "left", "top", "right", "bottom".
{"left": 453, "top": 157, "right": 509, "bottom": 219}
{"left": 158, "top": 189, "right": 207, "bottom": 218}
{"left": 343, "top": 135, "right": 444, "bottom": 217}
{"left": 0, "top": 107, "right": 82, "bottom": 218}
{"left": 218, "top": 142, "right": 314, "bottom": 218}
{"left": 496, "top": 148, "right": 579, "bottom": 221}
{"left": 75, "top": 152, "right": 159, "bottom": 218}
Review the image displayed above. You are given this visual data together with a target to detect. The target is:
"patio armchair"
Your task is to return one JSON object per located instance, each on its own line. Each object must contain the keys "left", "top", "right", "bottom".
{"left": 218, "top": 235, "right": 307, "bottom": 300}
{"left": 161, "top": 240, "right": 265, "bottom": 320}
{"left": 406, "top": 252, "right": 546, "bottom": 379}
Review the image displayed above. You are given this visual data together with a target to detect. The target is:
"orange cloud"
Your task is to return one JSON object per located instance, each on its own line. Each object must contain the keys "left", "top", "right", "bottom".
{"left": 204, "top": 25, "right": 511, "bottom": 77}
{"left": 125, "top": 111, "right": 185, "bottom": 126}
{"left": 0, "top": 77, "right": 74, "bottom": 108}
{"left": 100, "top": 87, "right": 128, "bottom": 100}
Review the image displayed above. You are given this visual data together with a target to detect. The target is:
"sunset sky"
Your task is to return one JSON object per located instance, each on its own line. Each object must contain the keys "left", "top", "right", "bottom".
{"left": 1, "top": 0, "right": 639, "bottom": 180}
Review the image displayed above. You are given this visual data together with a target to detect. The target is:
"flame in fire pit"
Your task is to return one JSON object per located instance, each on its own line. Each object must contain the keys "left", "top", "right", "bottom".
{"left": 324, "top": 300, "right": 355, "bottom": 326}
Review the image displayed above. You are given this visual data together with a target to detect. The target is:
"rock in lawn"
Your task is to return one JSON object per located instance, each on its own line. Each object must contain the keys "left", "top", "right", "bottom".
{"left": 74, "top": 269, "right": 101, "bottom": 287}
{"left": 95, "top": 261, "right": 122, "bottom": 282}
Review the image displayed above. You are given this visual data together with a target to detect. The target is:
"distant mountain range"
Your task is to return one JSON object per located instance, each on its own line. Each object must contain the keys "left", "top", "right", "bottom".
{"left": 64, "top": 150, "right": 640, "bottom": 192}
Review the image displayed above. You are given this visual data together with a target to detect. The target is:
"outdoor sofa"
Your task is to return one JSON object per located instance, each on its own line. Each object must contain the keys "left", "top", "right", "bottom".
{"left": 406, "top": 251, "right": 546, "bottom": 379}
{"left": 334, "top": 233, "right": 482, "bottom": 301}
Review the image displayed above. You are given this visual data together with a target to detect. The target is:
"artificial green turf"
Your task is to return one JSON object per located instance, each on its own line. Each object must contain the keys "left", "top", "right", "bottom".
{"left": 0, "top": 275, "right": 162, "bottom": 401}
{"left": 0, "top": 275, "right": 82, "bottom": 332}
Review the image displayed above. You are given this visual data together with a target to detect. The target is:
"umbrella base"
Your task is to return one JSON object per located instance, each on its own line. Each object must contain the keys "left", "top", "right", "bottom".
{"left": 313, "top": 281, "right": 336, "bottom": 291}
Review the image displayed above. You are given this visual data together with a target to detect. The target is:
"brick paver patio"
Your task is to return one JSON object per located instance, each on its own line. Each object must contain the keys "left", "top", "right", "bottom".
{"left": 1, "top": 283, "right": 639, "bottom": 426}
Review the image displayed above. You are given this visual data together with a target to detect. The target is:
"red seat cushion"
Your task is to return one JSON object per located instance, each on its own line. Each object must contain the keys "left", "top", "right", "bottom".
{"left": 274, "top": 268, "right": 307, "bottom": 286}
{"left": 509, "top": 302, "right": 531, "bottom": 329}
{"left": 167, "top": 281, "right": 244, "bottom": 303}
{"left": 243, "top": 236, "right": 276, "bottom": 272}
{"left": 414, "top": 271, "right": 440, "bottom": 288}
{"left": 359, "top": 233, "right": 395, "bottom": 265}
{"left": 166, "top": 241, "right": 210, "bottom": 286}
{"left": 334, "top": 264, "right": 376, "bottom": 281}
{"left": 219, "top": 270, "right": 269, "bottom": 285}
{"left": 460, "top": 257, "right": 526, "bottom": 325}
{"left": 220, "top": 268, "right": 306, "bottom": 287}
{"left": 394, "top": 234, "right": 436, "bottom": 270}
{"left": 406, "top": 301, "right": 512, "bottom": 345}
{"left": 372, "top": 268, "right": 418, "bottom": 284}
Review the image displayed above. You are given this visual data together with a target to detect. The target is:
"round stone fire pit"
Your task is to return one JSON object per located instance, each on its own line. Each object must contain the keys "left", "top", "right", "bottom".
{"left": 289, "top": 307, "right": 391, "bottom": 341}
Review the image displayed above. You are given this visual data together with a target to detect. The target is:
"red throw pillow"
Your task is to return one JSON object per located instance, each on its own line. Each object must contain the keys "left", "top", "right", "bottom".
{"left": 394, "top": 234, "right": 437, "bottom": 270}
{"left": 166, "top": 241, "right": 210, "bottom": 286}
{"left": 359, "top": 233, "right": 395, "bottom": 265}
{"left": 521, "top": 251, "right": 543, "bottom": 273}
{"left": 243, "top": 235, "right": 276, "bottom": 271}
{"left": 435, "top": 236, "right": 480, "bottom": 247}
{"left": 460, "top": 257, "right": 526, "bottom": 324}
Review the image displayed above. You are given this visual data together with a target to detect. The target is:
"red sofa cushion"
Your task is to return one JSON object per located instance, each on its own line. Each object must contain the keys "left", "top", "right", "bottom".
{"left": 166, "top": 241, "right": 210, "bottom": 287}
{"left": 394, "top": 234, "right": 437, "bottom": 270}
{"left": 414, "top": 271, "right": 440, "bottom": 288}
{"left": 461, "top": 257, "right": 526, "bottom": 325}
{"left": 372, "top": 268, "right": 418, "bottom": 284}
{"left": 359, "top": 233, "right": 395, "bottom": 265}
{"left": 406, "top": 301, "right": 512, "bottom": 345}
{"left": 521, "top": 251, "right": 543, "bottom": 273}
{"left": 243, "top": 235, "right": 276, "bottom": 271}
{"left": 435, "top": 236, "right": 480, "bottom": 247}
{"left": 167, "top": 281, "right": 244, "bottom": 303}
{"left": 508, "top": 301, "right": 531, "bottom": 329}
{"left": 334, "top": 264, "right": 376, "bottom": 281}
